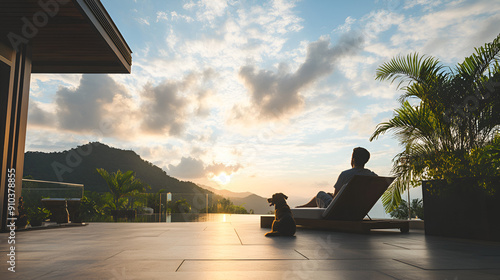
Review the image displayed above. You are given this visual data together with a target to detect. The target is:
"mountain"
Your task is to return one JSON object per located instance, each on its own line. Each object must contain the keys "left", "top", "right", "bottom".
{"left": 23, "top": 142, "right": 272, "bottom": 213}
{"left": 230, "top": 194, "right": 272, "bottom": 214}
{"left": 23, "top": 142, "right": 210, "bottom": 196}
{"left": 202, "top": 185, "right": 272, "bottom": 214}
{"left": 203, "top": 185, "right": 254, "bottom": 198}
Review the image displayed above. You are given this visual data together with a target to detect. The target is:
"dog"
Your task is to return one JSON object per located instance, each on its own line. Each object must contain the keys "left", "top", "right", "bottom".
{"left": 265, "top": 193, "right": 296, "bottom": 237}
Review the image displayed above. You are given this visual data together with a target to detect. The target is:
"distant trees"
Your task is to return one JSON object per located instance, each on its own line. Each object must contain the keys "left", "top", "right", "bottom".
{"left": 142, "top": 189, "right": 166, "bottom": 213}
{"left": 169, "top": 198, "right": 191, "bottom": 213}
{"left": 204, "top": 198, "right": 248, "bottom": 214}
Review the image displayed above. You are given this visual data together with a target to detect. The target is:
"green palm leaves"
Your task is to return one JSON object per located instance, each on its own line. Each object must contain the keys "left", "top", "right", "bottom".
{"left": 371, "top": 34, "right": 500, "bottom": 213}
{"left": 96, "top": 168, "right": 148, "bottom": 210}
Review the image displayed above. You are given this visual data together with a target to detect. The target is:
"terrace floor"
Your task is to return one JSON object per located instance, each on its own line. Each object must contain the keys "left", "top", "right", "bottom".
{"left": 1, "top": 215, "right": 500, "bottom": 279}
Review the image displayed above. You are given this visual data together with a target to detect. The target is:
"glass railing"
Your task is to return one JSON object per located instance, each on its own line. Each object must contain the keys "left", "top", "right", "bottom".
{"left": 22, "top": 179, "right": 84, "bottom": 200}
{"left": 110, "top": 192, "right": 250, "bottom": 223}
{"left": 19, "top": 180, "right": 252, "bottom": 224}
{"left": 20, "top": 179, "right": 84, "bottom": 227}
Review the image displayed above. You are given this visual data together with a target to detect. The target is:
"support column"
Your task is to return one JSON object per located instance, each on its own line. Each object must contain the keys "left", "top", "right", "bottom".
{"left": 0, "top": 42, "right": 31, "bottom": 232}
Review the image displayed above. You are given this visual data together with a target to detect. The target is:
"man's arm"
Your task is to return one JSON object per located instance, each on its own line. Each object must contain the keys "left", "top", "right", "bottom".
{"left": 331, "top": 187, "right": 340, "bottom": 199}
{"left": 332, "top": 172, "right": 347, "bottom": 197}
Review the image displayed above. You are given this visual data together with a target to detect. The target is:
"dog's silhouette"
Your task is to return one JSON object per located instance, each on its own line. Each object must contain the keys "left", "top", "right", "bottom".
{"left": 265, "top": 193, "right": 296, "bottom": 237}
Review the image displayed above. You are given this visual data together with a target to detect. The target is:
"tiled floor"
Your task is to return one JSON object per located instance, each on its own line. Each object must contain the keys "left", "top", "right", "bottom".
{"left": 1, "top": 215, "right": 500, "bottom": 279}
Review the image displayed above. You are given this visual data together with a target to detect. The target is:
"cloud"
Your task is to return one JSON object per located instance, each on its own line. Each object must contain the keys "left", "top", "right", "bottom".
{"left": 31, "top": 74, "right": 82, "bottom": 89}
{"left": 205, "top": 162, "right": 242, "bottom": 176}
{"left": 403, "top": 0, "right": 443, "bottom": 11}
{"left": 335, "top": 16, "right": 356, "bottom": 33}
{"left": 184, "top": 0, "right": 228, "bottom": 24}
{"left": 252, "top": 0, "right": 304, "bottom": 34}
{"left": 164, "top": 0, "right": 303, "bottom": 72}
{"left": 24, "top": 129, "right": 84, "bottom": 153}
{"left": 348, "top": 110, "right": 378, "bottom": 137}
{"left": 167, "top": 157, "right": 206, "bottom": 178}
{"left": 140, "top": 79, "right": 191, "bottom": 136}
{"left": 140, "top": 69, "right": 217, "bottom": 135}
{"left": 156, "top": 11, "right": 169, "bottom": 22}
{"left": 28, "top": 74, "right": 139, "bottom": 140}
{"left": 137, "top": 17, "right": 150, "bottom": 25}
{"left": 55, "top": 74, "right": 132, "bottom": 135}
{"left": 195, "top": 89, "right": 213, "bottom": 117}
{"left": 28, "top": 70, "right": 216, "bottom": 140}
{"left": 361, "top": 10, "right": 405, "bottom": 39}
{"left": 167, "top": 157, "right": 242, "bottom": 179}
{"left": 156, "top": 11, "right": 194, "bottom": 23}
{"left": 389, "top": 0, "right": 500, "bottom": 62}
{"left": 27, "top": 100, "right": 56, "bottom": 127}
{"left": 171, "top": 11, "right": 194, "bottom": 22}
{"left": 232, "top": 32, "right": 364, "bottom": 122}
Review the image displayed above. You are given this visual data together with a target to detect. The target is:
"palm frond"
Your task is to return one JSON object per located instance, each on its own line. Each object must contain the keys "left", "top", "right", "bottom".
{"left": 376, "top": 53, "right": 446, "bottom": 93}
{"left": 370, "top": 101, "right": 442, "bottom": 147}
{"left": 96, "top": 168, "right": 117, "bottom": 194}
{"left": 456, "top": 33, "right": 500, "bottom": 81}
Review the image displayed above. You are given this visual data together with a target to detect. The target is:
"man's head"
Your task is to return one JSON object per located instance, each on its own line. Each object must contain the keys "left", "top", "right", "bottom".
{"left": 351, "top": 147, "right": 370, "bottom": 168}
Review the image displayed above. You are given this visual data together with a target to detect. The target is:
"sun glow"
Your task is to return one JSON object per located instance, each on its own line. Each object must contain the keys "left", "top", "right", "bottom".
{"left": 210, "top": 172, "right": 232, "bottom": 185}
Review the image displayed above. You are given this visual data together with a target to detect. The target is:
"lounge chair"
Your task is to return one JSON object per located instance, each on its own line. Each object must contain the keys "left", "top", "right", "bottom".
{"left": 261, "top": 175, "right": 409, "bottom": 233}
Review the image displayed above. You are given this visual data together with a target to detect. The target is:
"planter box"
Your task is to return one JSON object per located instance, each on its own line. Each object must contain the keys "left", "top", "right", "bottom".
{"left": 41, "top": 198, "right": 69, "bottom": 224}
{"left": 422, "top": 177, "right": 500, "bottom": 241}
{"left": 41, "top": 198, "right": 82, "bottom": 223}
{"left": 67, "top": 199, "right": 82, "bottom": 223}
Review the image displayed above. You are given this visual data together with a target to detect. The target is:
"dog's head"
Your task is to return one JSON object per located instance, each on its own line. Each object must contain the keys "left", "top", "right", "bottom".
{"left": 267, "top": 193, "right": 288, "bottom": 206}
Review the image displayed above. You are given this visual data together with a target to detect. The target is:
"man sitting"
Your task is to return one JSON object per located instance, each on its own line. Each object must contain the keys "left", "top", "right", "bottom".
{"left": 297, "top": 147, "right": 377, "bottom": 208}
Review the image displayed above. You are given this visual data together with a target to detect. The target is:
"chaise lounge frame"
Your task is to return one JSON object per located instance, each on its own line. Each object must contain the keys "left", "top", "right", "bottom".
{"left": 261, "top": 175, "right": 409, "bottom": 233}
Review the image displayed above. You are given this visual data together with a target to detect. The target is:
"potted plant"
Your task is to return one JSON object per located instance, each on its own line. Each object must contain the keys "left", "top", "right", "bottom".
{"left": 15, "top": 197, "right": 28, "bottom": 229}
{"left": 27, "top": 207, "right": 51, "bottom": 227}
{"left": 370, "top": 34, "right": 500, "bottom": 240}
{"left": 96, "top": 168, "right": 148, "bottom": 221}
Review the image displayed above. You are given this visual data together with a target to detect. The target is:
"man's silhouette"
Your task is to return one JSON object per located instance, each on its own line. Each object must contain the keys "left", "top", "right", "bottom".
{"left": 297, "top": 147, "right": 377, "bottom": 208}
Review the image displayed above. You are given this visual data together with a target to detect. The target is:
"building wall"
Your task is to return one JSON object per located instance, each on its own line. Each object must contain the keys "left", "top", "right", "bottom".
{"left": 0, "top": 42, "right": 31, "bottom": 232}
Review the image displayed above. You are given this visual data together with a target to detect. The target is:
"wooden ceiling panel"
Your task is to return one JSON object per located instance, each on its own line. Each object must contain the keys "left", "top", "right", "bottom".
{"left": 0, "top": 0, "right": 132, "bottom": 73}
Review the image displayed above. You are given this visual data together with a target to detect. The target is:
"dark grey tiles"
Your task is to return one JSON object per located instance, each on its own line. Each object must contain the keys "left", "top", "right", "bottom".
{"left": 1, "top": 215, "right": 500, "bottom": 279}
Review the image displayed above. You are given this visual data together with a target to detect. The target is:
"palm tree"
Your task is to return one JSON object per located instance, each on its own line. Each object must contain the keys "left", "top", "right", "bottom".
{"left": 370, "top": 34, "right": 500, "bottom": 213}
{"left": 96, "top": 168, "right": 148, "bottom": 210}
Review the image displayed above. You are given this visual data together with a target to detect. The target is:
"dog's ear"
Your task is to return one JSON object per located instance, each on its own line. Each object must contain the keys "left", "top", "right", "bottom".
{"left": 280, "top": 193, "right": 288, "bottom": 200}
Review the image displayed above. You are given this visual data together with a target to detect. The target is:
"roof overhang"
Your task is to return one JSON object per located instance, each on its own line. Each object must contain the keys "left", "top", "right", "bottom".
{"left": 0, "top": 0, "right": 132, "bottom": 73}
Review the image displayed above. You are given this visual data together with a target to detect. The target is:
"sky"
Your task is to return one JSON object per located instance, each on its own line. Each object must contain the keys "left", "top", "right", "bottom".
{"left": 26, "top": 0, "right": 500, "bottom": 213}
